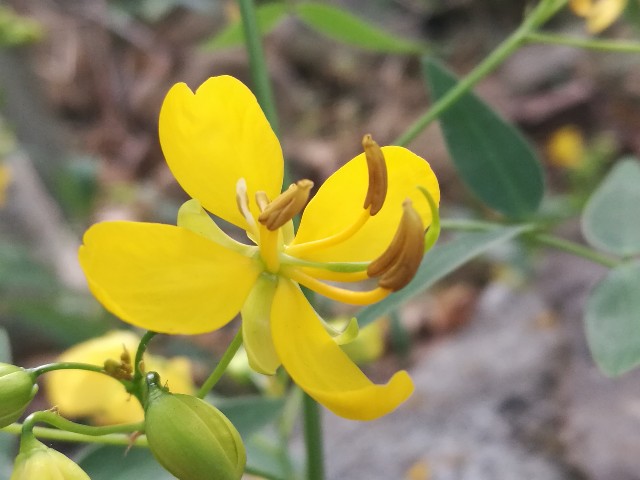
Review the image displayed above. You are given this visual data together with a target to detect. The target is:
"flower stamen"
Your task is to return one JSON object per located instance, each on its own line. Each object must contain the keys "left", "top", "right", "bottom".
{"left": 286, "top": 135, "right": 388, "bottom": 257}
{"left": 362, "top": 134, "right": 388, "bottom": 215}
{"left": 367, "top": 199, "right": 425, "bottom": 291}
{"left": 285, "top": 267, "right": 391, "bottom": 305}
{"left": 258, "top": 180, "right": 313, "bottom": 231}
{"left": 236, "top": 178, "right": 258, "bottom": 237}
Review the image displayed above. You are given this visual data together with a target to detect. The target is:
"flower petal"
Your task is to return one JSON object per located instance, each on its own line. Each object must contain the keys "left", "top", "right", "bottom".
{"left": 587, "top": 0, "right": 626, "bottom": 33}
{"left": 46, "top": 331, "right": 194, "bottom": 424}
{"left": 271, "top": 279, "right": 414, "bottom": 420}
{"left": 79, "top": 222, "right": 261, "bottom": 334}
{"left": 291, "top": 146, "right": 439, "bottom": 262}
{"left": 241, "top": 274, "right": 281, "bottom": 375}
{"left": 159, "top": 76, "right": 284, "bottom": 229}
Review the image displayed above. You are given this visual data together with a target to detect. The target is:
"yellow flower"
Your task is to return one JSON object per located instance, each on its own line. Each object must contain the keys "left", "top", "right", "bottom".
{"left": 546, "top": 125, "right": 585, "bottom": 169}
{"left": 79, "top": 76, "right": 440, "bottom": 421}
{"left": 46, "top": 330, "right": 194, "bottom": 424}
{"left": 570, "top": 0, "right": 627, "bottom": 33}
{"left": 0, "top": 163, "right": 11, "bottom": 208}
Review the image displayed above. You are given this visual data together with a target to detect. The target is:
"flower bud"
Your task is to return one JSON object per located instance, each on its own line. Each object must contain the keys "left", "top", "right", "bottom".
{"left": 11, "top": 435, "right": 90, "bottom": 480}
{"left": 0, "top": 364, "right": 38, "bottom": 428}
{"left": 144, "top": 373, "right": 246, "bottom": 480}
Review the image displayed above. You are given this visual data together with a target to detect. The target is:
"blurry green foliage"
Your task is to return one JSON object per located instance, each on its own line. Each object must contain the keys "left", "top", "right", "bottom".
{"left": 586, "top": 262, "right": 640, "bottom": 376}
{"left": 204, "top": 1, "right": 426, "bottom": 54}
{"left": 582, "top": 158, "right": 640, "bottom": 257}
{"left": 0, "top": 6, "right": 42, "bottom": 47}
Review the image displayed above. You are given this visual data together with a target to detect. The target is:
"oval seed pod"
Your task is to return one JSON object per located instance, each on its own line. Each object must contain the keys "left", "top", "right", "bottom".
{"left": 144, "top": 373, "right": 246, "bottom": 480}
{"left": 0, "top": 364, "right": 38, "bottom": 428}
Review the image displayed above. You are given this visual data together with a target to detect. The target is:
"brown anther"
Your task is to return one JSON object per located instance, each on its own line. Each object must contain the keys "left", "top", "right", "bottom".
{"left": 367, "top": 199, "right": 425, "bottom": 291}
{"left": 103, "top": 358, "right": 134, "bottom": 381}
{"left": 255, "top": 191, "right": 270, "bottom": 213}
{"left": 258, "top": 179, "right": 313, "bottom": 231}
{"left": 362, "top": 134, "right": 388, "bottom": 216}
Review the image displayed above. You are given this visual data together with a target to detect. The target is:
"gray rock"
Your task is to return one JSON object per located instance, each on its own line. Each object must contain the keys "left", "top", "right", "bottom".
{"left": 323, "top": 283, "right": 576, "bottom": 480}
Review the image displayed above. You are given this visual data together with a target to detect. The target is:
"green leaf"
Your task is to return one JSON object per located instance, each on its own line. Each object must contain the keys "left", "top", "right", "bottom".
{"left": 424, "top": 59, "right": 544, "bottom": 219}
{"left": 77, "top": 445, "right": 173, "bottom": 480}
{"left": 294, "top": 2, "right": 426, "bottom": 54}
{"left": 582, "top": 158, "right": 640, "bottom": 257}
{"left": 245, "top": 435, "right": 291, "bottom": 480}
{"left": 585, "top": 262, "right": 640, "bottom": 376}
{"left": 0, "top": 329, "right": 10, "bottom": 363}
{"left": 215, "top": 395, "right": 284, "bottom": 439}
{"left": 357, "top": 224, "right": 530, "bottom": 327}
{"left": 202, "top": 2, "right": 288, "bottom": 50}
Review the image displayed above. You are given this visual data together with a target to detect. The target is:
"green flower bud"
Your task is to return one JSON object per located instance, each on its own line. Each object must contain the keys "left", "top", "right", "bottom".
{"left": 144, "top": 373, "right": 246, "bottom": 480}
{"left": 11, "top": 435, "right": 90, "bottom": 480}
{"left": 0, "top": 364, "right": 38, "bottom": 428}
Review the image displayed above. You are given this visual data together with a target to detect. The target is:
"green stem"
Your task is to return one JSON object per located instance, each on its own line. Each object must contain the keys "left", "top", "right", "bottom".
{"left": 197, "top": 329, "right": 244, "bottom": 399}
{"left": 3, "top": 423, "right": 148, "bottom": 446}
{"left": 30, "top": 362, "right": 105, "bottom": 378}
{"left": 20, "top": 411, "right": 143, "bottom": 440}
{"left": 280, "top": 254, "right": 369, "bottom": 273}
{"left": 440, "top": 217, "right": 620, "bottom": 268}
{"left": 527, "top": 32, "right": 640, "bottom": 53}
{"left": 238, "top": 0, "right": 279, "bottom": 135}
{"left": 393, "top": 0, "right": 569, "bottom": 146}
{"left": 530, "top": 233, "right": 621, "bottom": 268}
{"left": 134, "top": 331, "right": 158, "bottom": 381}
{"left": 303, "top": 393, "right": 324, "bottom": 480}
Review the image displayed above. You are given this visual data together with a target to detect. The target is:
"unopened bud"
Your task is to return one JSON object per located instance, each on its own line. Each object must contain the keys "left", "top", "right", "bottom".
{"left": 362, "top": 134, "right": 388, "bottom": 216}
{"left": 11, "top": 434, "right": 90, "bottom": 480}
{"left": 0, "top": 364, "right": 38, "bottom": 428}
{"left": 367, "top": 199, "right": 424, "bottom": 291}
{"left": 258, "top": 180, "right": 313, "bottom": 230}
{"left": 144, "top": 373, "right": 245, "bottom": 480}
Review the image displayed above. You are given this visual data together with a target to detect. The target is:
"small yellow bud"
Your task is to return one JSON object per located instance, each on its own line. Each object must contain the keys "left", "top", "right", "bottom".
{"left": 362, "top": 134, "right": 388, "bottom": 216}
{"left": 0, "top": 364, "right": 38, "bottom": 428}
{"left": 144, "top": 373, "right": 246, "bottom": 480}
{"left": 258, "top": 180, "right": 313, "bottom": 230}
{"left": 11, "top": 435, "right": 90, "bottom": 480}
{"left": 367, "top": 199, "right": 425, "bottom": 291}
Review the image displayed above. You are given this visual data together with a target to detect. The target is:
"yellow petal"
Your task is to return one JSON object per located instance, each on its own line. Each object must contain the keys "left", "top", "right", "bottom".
{"left": 570, "top": 0, "right": 593, "bottom": 15}
{"left": 291, "top": 146, "right": 439, "bottom": 262}
{"left": 46, "top": 331, "right": 195, "bottom": 424}
{"left": 241, "top": 273, "right": 281, "bottom": 375}
{"left": 271, "top": 280, "right": 414, "bottom": 420}
{"left": 159, "top": 76, "right": 284, "bottom": 229}
{"left": 79, "top": 221, "right": 261, "bottom": 334}
{"left": 586, "top": 0, "right": 627, "bottom": 33}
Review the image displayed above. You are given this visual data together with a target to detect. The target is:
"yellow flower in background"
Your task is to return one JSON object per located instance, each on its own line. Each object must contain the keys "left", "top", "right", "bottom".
{"left": 570, "top": 0, "right": 627, "bottom": 33}
{"left": 47, "top": 330, "right": 194, "bottom": 425}
{"left": 546, "top": 125, "right": 585, "bottom": 169}
{"left": 0, "top": 163, "right": 11, "bottom": 208}
{"left": 79, "top": 75, "right": 440, "bottom": 420}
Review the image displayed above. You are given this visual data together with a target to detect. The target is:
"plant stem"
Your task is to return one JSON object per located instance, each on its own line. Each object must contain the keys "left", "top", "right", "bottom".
{"left": 393, "top": 0, "right": 569, "bottom": 146}
{"left": 527, "top": 32, "right": 640, "bottom": 53}
{"left": 30, "top": 362, "right": 105, "bottom": 378}
{"left": 440, "top": 217, "right": 621, "bottom": 268}
{"left": 303, "top": 393, "right": 324, "bottom": 480}
{"left": 197, "top": 329, "right": 244, "bottom": 399}
{"left": 530, "top": 233, "right": 621, "bottom": 268}
{"left": 20, "top": 411, "right": 143, "bottom": 441}
{"left": 238, "top": 0, "right": 279, "bottom": 135}
{"left": 3, "top": 423, "right": 148, "bottom": 446}
{"left": 133, "top": 330, "right": 158, "bottom": 381}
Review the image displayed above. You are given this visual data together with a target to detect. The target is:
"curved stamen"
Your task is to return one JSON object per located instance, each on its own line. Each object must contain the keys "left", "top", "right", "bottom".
{"left": 362, "top": 134, "right": 388, "bottom": 215}
{"left": 298, "top": 267, "right": 370, "bottom": 283}
{"left": 285, "top": 208, "right": 370, "bottom": 257}
{"left": 286, "top": 267, "right": 391, "bottom": 305}
{"left": 258, "top": 180, "right": 313, "bottom": 231}
{"left": 236, "top": 178, "right": 258, "bottom": 239}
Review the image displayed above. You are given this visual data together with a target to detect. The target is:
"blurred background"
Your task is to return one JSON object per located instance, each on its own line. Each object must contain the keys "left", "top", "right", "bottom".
{"left": 1, "top": 0, "right": 640, "bottom": 479}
